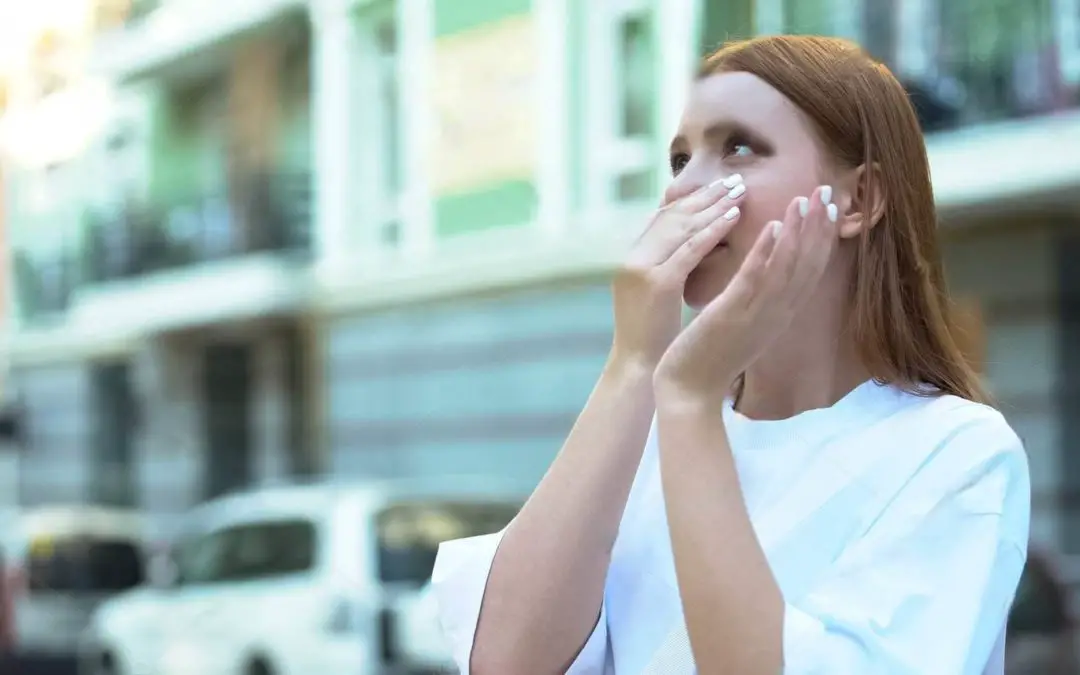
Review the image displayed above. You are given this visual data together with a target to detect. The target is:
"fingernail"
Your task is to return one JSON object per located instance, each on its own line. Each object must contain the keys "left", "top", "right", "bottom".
{"left": 771, "top": 221, "right": 782, "bottom": 239}
{"left": 727, "top": 183, "right": 746, "bottom": 199}
{"left": 820, "top": 185, "right": 833, "bottom": 205}
{"left": 797, "top": 197, "right": 809, "bottom": 217}
{"left": 723, "top": 206, "right": 740, "bottom": 221}
{"left": 722, "top": 174, "right": 743, "bottom": 189}
{"left": 827, "top": 203, "right": 838, "bottom": 223}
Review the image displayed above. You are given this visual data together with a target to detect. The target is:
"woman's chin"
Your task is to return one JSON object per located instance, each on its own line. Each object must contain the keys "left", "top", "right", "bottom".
{"left": 682, "top": 272, "right": 726, "bottom": 310}
{"left": 683, "top": 249, "right": 736, "bottom": 309}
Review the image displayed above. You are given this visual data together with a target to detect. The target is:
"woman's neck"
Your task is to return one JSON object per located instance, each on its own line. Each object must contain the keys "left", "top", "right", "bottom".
{"left": 736, "top": 303, "right": 870, "bottom": 421}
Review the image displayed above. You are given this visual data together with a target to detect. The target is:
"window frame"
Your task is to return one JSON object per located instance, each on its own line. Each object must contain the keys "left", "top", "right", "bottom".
{"left": 583, "top": 0, "right": 658, "bottom": 216}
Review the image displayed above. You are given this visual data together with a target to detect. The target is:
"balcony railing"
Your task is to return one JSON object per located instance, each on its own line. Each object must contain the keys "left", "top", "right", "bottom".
{"left": 83, "top": 169, "right": 312, "bottom": 283}
{"left": 12, "top": 249, "right": 79, "bottom": 323}
{"left": 731, "top": 0, "right": 1080, "bottom": 133}
{"left": 881, "top": 0, "right": 1078, "bottom": 132}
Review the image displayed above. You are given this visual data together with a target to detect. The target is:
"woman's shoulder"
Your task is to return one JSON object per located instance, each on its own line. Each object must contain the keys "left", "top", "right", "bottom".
{"left": 891, "top": 388, "right": 1024, "bottom": 457}
{"left": 883, "top": 389, "right": 1029, "bottom": 521}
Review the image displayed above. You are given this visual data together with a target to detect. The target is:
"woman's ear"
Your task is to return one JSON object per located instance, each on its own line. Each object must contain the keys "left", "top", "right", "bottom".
{"left": 837, "top": 163, "right": 886, "bottom": 239}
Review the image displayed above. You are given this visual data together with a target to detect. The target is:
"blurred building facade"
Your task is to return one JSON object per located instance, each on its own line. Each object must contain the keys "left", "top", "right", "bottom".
{"left": 0, "top": 0, "right": 1078, "bottom": 552}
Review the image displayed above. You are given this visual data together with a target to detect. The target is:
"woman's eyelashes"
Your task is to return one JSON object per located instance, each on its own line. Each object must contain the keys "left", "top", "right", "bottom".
{"left": 722, "top": 132, "right": 759, "bottom": 160}
{"left": 670, "top": 152, "right": 690, "bottom": 175}
{"left": 668, "top": 132, "right": 765, "bottom": 176}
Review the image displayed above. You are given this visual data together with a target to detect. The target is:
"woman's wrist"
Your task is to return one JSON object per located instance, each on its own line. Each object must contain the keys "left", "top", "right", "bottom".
{"left": 605, "top": 348, "right": 659, "bottom": 382}
{"left": 654, "top": 368, "right": 736, "bottom": 414}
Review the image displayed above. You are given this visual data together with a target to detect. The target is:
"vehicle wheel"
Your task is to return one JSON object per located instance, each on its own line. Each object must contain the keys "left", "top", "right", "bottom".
{"left": 246, "top": 657, "right": 275, "bottom": 675}
{"left": 94, "top": 651, "right": 121, "bottom": 675}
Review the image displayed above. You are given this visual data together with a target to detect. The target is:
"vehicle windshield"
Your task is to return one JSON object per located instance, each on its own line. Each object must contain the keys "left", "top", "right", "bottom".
{"left": 376, "top": 501, "right": 520, "bottom": 585}
{"left": 26, "top": 535, "right": 144, "bottom": 593}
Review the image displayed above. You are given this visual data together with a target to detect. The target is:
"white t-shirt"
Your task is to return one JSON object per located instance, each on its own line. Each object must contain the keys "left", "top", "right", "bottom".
{"left": 432, "top": 379, "right": 1031, "bottom": 674}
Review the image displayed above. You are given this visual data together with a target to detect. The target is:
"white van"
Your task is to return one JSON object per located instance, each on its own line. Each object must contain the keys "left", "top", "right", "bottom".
{"left": 80, "top": 478, "right": 521, "bottom": 675}
{"left": 2, "top": 505, "right": 146, "bottom": 662}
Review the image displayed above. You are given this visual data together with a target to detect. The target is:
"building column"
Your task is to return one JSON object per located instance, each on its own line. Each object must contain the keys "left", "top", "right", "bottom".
{"left": 310, "top": 0, "right": 383, "bottom": 271}
{"left": 534, "top": 0, "right": 570, "bottom": 238}
{"left": 656, "top": 0, "right": 700, "bottom": 177}
{"left": 397, "top": 0, "right": 435, "bottom": 261}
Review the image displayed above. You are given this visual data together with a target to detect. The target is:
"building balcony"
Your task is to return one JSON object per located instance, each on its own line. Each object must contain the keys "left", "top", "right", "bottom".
{"left": 893, "top": 1, "right": 1079, "bottom": 134}
{"left": 82, "top": 169, "right": 312, "bottom": 284}
{"left": 90, "top": 0, "right": 307, "bottom": 83}
{"left": 3, "top": 169, "right": 314, "bottom": 343}
{"left": 860, "top": 0, "right": 1080, "bottom": 214}
{"left": 11, "top": 248, "right": 79, "bottom": 325}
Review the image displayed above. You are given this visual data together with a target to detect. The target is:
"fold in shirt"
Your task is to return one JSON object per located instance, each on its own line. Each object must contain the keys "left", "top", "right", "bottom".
{"left": 431, "top": 381, "right": 1031, "bottom": 674}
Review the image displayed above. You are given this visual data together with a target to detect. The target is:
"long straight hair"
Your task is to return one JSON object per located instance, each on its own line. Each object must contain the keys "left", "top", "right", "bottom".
{"left": 702, "top": 35, "right": 987, "bottom": 403}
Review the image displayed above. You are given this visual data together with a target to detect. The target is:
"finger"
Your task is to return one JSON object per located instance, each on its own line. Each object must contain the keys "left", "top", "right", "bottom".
{"left": 690, "top": 180, "right": 747, "bottom": 229}
{"left": 678, "top": 173, "right": 744, "bottom": 214}
{"left": 724, "top": 219, "right": 780, "bottom": 308}
{"left": 633, "top": 178, "right": 743, "bottom": 263}
{"left": 663, "top": 206, "right": 742, "bottom": 274}
{"left": 789, "top": 185, "right": 838, "bottom": 293}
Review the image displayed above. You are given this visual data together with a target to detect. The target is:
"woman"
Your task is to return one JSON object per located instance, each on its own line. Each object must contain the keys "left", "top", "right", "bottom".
{"left": 432, "top": 35, "right": 1030, "bottom": 674}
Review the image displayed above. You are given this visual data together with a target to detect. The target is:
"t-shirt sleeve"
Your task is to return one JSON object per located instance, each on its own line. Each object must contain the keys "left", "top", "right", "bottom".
{"left": 781, "top": 413, "right": 1031, "bottom": 674}
{"left": 431, "top": 529, "right": 612, "bottom": 674}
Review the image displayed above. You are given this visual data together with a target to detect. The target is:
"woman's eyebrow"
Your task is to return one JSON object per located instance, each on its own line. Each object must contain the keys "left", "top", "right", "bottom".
{"left": 669, "top": 119, "right": 772, "bottom": 154}
{"left": 702, "top": 120, "right": 771, "bottom": 148}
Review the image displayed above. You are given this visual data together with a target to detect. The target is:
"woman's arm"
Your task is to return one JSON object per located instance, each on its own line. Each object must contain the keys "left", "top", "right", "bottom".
{"left": 655, "top": 398, "right": 1030, "bottom": 675}
{"left": 468, "top": 355, "right": 657, "bottom": 674}
{"left": 434, "top": 178, "right": 745, "bottom": 675}
{"left": 656, "top": 399, "right": 785, "bottom": 674}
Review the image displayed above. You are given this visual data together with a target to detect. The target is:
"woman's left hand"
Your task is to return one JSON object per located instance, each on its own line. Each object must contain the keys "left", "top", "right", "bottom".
{"left": 654, "top": 185, "right": 840, "bottom": 404}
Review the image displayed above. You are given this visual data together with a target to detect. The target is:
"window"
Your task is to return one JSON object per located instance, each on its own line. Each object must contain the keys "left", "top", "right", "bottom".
{"left": 585, "top": 0, "right": 658, "bottom": 211}
{"left": 174, "top": 530, "right": 228, "bottom": 586}
{"left": 374, "top": 10, "right": 403, "bottom": 246}
{"left": 91, "top": 362, "right": 136, "bottom": 508}
{"left": 218, "top": 520, "right": 317, "bottom": 581}
{"left": 376, "top": 501, "right": 520, "bottom": 585}
{"left": 26, "top": 536, "right": 144, "bottom": 593}
{"left": 175, "top": 520, "right": 318, "bottom": 586}
{"left": 1057, "top": 0, "right": 1080, "bottom": 84}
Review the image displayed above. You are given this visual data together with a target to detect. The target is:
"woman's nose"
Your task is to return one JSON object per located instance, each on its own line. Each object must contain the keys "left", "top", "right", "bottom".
{"left": 662, "top": 175, "right": 709, "bottom": 207}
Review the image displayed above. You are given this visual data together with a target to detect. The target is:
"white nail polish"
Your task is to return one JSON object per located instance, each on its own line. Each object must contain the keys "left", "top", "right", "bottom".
{"left": 820, "top": 185, "right": 833, "bottom": 205}
{"left": 723, "top": 206, "right": 740, "bottom": 221}
{"left": 771, "top": 221, "right": 782, "bottom": 239}
{"left": 727, "top": 183, "right": 746, "bottom": 199}
{"left": 722, "top": 174, "right": 743, "bottom": 189}
{"left": 827, "top": 203, "right": 838, "bottom": 223}
{"left": 797, "top": 197, "right": 809, "bottom": 217}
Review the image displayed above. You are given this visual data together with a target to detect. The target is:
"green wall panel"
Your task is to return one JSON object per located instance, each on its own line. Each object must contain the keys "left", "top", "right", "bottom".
{"left": 435, "top": 179, "right": 534, "bottom": 238}
{"left": 433, "top": 0, "right": 531, "bottom": 37}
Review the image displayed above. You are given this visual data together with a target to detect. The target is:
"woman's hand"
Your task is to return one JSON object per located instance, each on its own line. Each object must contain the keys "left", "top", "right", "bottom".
{"left": 653, "top": 185, "right": 839, "bottom": 403}
{"left": 611, "top": 175, "right": 746, "bottom": 369}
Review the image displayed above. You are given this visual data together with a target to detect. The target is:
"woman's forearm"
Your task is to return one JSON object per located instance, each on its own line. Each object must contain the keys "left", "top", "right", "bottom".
{"left": 656, "top": 396, "right": 785, "bottom": 674}
{"left": 471, "top": 356, "right": 657, "bottom": 674}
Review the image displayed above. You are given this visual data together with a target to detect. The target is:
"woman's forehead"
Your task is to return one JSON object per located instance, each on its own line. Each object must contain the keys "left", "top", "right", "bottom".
{"left": 675, "top": 71, "right": 822, "bottom": 149}
{"left": 678, "top": 72, "right": 807, "bottom": 138}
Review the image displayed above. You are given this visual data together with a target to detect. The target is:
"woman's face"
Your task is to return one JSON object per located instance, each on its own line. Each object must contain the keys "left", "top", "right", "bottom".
{"left": 666, "top": 71, "right": 837, "bottom": 309}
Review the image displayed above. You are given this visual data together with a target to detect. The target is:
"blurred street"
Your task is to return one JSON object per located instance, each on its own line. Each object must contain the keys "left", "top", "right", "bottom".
{"left": 0, "top": 0, "right": 1078, "bottom": 673}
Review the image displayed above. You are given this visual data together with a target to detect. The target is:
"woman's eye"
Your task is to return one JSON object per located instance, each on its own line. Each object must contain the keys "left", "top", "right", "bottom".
{"left": 669, "top": 153, "right": 690, "bottom": 175}
{"left": 724, "top": 135, "right": 755, "bottom": 159}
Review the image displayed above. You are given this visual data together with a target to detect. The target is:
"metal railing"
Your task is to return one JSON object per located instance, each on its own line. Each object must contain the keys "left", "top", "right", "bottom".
{"left": 82, "top": 169, "right": 312, "bottom": 284}
{"left": 862, "top": 0, "right": 1079, "bottom": 132}
{"left": 11, "top": 250, "right": 79, "bottom": 323}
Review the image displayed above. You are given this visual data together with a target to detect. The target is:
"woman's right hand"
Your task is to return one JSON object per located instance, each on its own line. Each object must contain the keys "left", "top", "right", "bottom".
{"left": 610, "top": 174, "right": 746, "bottom": 369}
